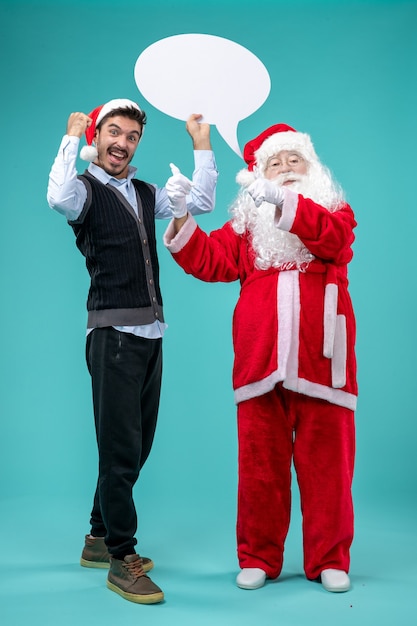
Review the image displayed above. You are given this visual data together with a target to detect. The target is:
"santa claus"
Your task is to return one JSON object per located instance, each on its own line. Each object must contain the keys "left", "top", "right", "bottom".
{"left": 164, "top": 123, "right": 357, "bottom": 594}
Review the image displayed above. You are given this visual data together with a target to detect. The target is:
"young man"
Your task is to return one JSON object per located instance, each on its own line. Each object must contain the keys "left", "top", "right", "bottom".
{"left": 164, "top": 123, "right": 357, "bottom": 594}
{"left": 47, "top": 98, "right": 218, "bottom": 604}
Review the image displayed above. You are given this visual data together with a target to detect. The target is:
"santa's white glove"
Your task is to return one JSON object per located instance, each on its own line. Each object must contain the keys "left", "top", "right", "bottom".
{"left": 247, "top": 178, "right": 285, "bottom": 208}
{"left": 165, "top": 163, "right": 193, "bottom": 218}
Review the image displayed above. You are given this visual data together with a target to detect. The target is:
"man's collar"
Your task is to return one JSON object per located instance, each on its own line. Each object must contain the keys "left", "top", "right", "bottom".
{"left": 87, "top": 162, "right": 137, "bottom": 185}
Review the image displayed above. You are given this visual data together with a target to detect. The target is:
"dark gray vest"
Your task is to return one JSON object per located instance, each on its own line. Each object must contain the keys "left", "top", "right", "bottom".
{"left": 69, "top": 172, "right": 164, "bottom": 327}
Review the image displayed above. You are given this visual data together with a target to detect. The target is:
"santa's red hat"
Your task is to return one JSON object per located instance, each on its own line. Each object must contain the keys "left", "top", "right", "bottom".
{"left": 237, "top": 123, "right": 319, "bottom": 186}
{"left": 80, "top": 98, "right": 142, "bottom": 161}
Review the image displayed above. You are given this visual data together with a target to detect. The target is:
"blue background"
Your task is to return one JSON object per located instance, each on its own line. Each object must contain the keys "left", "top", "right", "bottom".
{"left": 1, "top": 1, "right": 416, "bottom": 624}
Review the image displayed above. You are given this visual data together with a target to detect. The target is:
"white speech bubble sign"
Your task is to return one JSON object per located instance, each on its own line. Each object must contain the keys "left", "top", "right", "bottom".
{"left": 134, "top": 34, "right": 270, "bottom": 157}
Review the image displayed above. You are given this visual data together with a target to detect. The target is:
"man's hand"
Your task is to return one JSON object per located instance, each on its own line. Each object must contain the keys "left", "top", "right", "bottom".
{"left": 67, "top": 112, "right": 93, "bottom": 138}
{"left": 165, "top": 163, "right": 193, "bottom": 218}
{"left": 247, "top": 179, "right": 285, "bottom": 208}
{"left": 186, "top": 113, "right": 211, "bottom": 150}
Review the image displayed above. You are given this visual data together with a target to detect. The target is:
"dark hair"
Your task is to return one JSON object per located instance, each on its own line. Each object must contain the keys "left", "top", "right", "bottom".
{"left": 97, "top": 106, "right": 147, "bottom": 130}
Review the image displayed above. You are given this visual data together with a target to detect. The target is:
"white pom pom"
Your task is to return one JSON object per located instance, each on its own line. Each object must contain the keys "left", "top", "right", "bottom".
{"left": 236, "top": 169, "right": 256, "bottom": 188}
{"left": 80, "top": 145, "right": 98, "bottom": 161}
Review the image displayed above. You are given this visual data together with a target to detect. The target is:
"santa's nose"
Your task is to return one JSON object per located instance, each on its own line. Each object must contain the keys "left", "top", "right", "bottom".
{"left": 278, "top": 163, "right": 292, "bottom": 173}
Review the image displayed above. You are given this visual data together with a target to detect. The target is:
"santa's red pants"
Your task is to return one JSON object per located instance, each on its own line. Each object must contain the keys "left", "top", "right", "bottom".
{"left": 236, "top": 385, "right": 355, "bottom": 580}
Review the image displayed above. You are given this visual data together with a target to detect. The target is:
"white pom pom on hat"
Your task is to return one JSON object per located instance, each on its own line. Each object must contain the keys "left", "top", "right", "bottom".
{"left": 79, "top": 98, "right": 142, "bottom": 161}
{"left": 79, "top": 144, "right": 99, "bottom": 162}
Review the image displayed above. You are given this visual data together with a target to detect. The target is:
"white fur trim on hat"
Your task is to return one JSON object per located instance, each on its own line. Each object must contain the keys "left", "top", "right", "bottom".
{"left": 96, "top": 98, "right": 142, "bottom": 127}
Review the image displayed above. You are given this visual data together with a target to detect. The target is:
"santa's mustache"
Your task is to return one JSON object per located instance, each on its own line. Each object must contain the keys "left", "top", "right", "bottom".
{"left": 271, "top": 172, "right": 305, "bottom": 186}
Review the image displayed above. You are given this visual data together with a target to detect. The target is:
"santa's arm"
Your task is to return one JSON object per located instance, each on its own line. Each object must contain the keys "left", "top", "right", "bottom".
{"left": 172, "top": 214, "right": 188, "bottom": 234}
{"left": 164, "top": 215, "right": 240, "bottom": 283}
{"left": 277, "top": 189, "right": 356, "bottom": 264}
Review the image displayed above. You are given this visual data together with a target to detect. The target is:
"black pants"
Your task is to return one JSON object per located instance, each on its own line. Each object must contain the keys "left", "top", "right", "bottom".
{"left": 85, "top": 327, "right": 162, "bottom": 558}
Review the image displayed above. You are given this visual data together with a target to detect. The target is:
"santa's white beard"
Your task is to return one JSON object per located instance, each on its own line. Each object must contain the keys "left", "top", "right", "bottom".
{"left": 232, "top": 197, "right": 314, "bottom": 271}
{"left": 231, "top": 166, "right": 344, "bottom": 271}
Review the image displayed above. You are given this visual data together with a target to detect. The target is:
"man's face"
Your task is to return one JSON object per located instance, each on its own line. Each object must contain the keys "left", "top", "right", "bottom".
{"left": 94, "top": 115, "right": 142, "bottom": 179}
{"left": 264, "top": 150, "right": 308, "bottom": 184}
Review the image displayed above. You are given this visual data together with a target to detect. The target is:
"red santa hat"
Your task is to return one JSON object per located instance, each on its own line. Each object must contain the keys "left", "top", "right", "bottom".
{"left": 237, "top": 123, "right": 319, "bottom": 186}
{"left": 79, "top": 98, "right": 142, "bottom": 161}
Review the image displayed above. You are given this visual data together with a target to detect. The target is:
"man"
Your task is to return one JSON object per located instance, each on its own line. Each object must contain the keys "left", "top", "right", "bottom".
{"left": 164, "top": 124, "right": 357, "bottom": 594}
{"left": 47, "top": 98, "right": 217, "bottom": 604}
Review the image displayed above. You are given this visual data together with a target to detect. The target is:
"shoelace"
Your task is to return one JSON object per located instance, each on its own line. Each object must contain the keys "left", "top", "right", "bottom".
{"left": 123, "top": 556, "right": 145, "bottom": 579}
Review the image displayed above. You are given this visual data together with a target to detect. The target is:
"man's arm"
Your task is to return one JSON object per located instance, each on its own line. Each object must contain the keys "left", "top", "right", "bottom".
{"left": 186, "top": 113, "right": 211, "bottom": 150}
{"left": 46, "top": 112, "right": 92, "bottom": 221}
{"left": 186, "top": 113, "right": 218, "bottom": 214}
{"left": 166, "top": 112, "right": 214, "bottom": 231}
{"left": 155, "top": 114, "right": 218, "bottom": 219}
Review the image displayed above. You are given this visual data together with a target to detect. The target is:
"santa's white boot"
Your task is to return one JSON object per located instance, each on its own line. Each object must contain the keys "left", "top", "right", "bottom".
{"left": 236, "top": 568, "right": 266, "bottom": 590}
{"left": 320, "top": 569, "right": 350, "bottom": 592}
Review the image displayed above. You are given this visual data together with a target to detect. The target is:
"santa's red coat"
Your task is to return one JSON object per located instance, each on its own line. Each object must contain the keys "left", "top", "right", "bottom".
{"left": 164, "top": 188, "right": 358, "bottom": 410}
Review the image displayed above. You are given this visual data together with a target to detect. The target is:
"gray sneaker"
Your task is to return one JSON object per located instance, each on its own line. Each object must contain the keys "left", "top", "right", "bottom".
{"left": 80, "top": 535, "right": 153, "bottom": 572}
{"left": 107, "top": 554, "right": 164, "bottom": 604}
